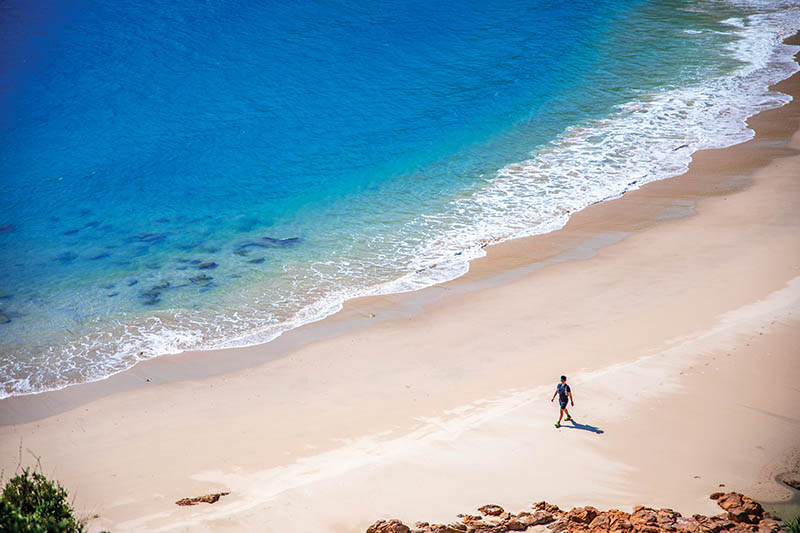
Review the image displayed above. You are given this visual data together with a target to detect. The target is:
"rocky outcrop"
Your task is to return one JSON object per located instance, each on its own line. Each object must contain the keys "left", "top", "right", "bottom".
{"left": 366, "top": 519, "right": 411, "bottom": 533}
{"left": 175, "top": 492, "right": 230, "bottom": 506}
{"left": 365, "top": 493, "right": 785, "bottom": 533}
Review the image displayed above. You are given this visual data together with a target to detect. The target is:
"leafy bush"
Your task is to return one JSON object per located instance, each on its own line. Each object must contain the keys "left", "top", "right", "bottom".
{"left": 0, "top": 468, "right": 85, "bottom": 532}
{"left": 786, "top": 514, "right": 800, "bottom": 533}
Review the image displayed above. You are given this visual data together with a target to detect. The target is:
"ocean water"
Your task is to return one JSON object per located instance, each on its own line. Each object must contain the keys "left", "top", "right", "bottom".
{"left": 1, "top": 0, "right": 798, "bottom": 398}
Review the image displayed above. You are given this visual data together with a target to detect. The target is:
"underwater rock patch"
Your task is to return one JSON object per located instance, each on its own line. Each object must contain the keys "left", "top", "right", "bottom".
{"left": 135, "top": 232, "right": 166, "bottom": 244}
{"left": 57, "top": 252, "right": 78, "bottom": 263}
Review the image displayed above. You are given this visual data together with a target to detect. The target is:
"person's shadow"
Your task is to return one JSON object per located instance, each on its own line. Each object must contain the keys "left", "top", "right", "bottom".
{"left": 560, "top": 418, "right": 604, "bottom": 434}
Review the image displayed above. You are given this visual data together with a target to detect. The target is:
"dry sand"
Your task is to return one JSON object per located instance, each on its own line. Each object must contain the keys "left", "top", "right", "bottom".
{"left": 1, "top": 48, "right": 800, "bottom": 533}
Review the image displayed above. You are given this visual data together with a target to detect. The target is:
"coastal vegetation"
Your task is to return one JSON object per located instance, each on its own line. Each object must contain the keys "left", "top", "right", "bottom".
{"left": 0, "top": 468, "right": 85, "bottom": 532}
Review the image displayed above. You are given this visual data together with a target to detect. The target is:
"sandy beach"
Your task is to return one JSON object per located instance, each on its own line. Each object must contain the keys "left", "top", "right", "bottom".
{"left": 2, "top": 40, "right": 800, "bottom": 533}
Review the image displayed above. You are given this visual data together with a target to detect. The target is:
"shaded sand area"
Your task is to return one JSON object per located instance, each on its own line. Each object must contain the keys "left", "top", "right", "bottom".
{"left": 2, "top": 45, "right": 800, "bottom": 533}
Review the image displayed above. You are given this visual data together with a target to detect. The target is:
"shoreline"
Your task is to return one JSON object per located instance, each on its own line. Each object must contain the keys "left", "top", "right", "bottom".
{"left": 4, "top": 17, "right": 800, "bottom": 408}
{"left": 1, "top": 34, "right": 799, "bottom": 533}
{"left": 2, "top": 60, "right": 799, "bottom": 426}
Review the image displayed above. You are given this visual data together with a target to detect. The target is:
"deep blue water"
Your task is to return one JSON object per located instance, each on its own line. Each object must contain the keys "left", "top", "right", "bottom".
{"left": 1, "top": 0, "right": 798, "bottom": 397}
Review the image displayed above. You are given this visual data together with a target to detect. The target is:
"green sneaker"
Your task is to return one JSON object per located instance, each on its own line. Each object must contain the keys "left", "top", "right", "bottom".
{"left": 554, "top": 422, "right": 561, "bottom": 428}
{"left": 564, "top": 416, "right": 571, "bottom": 422}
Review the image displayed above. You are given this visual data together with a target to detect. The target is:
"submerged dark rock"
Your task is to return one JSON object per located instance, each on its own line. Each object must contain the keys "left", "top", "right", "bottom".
{"left": 189, "top": 274, "right": 213, "bottom": 284}
{"left": 63, "top": 228, "right": 80, "bottom": 235}
{"left": 135, "top": 232, "right": 166, "bottom": 244}
{"left": 234, "top": 249, "right": 248, "bottom": 256}
{"left": 0, "top": 314, "right": 10, "bottom": 324}
{"left": 238, "top": 237, "right": 301, "bottom": 251}
{"left": 152, "top": 281, "right": 170, "bottom": 290}
{"left": 90, "top": 253, "right": 111, "bottom": 260}
{"left": 128, "top": 280, "right": 139, "bottom": 287}
{"left": 262, "top": 236, "right": 300, "bottom": 246}
{"left": 197, "top": 262, "right": 217, "bottom": 270}
{"left": 0, "top": 224, "right": 16, "bottom": 234}
{"left": 248, "top": 258, "right": 265, "bottom": 264}
{"left": 57, "top": 252, "right": 78, "bottom": 263}
{"left": 107, "top": 292, "right": 119, "bottom": 297}
{"left": 103, "top": 284, "right": 115, "bottom": 290}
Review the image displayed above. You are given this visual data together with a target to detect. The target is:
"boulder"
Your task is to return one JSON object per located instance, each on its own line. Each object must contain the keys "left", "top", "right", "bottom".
{"left": 532, "top": 501, "right": 560, "bottom": 514}
{"left": 504, "top": 518, "right": 526, "bottom": 531}
{"left": 715, "top": 493, "right": 763, "bottom": 524}
{"left": 175, "top": 492, "right": 229, "bottom": 506}
{"left": 567, "top": 506, "right": 598, "bottom": 524}
{"left": 782, "top": 473, "right": 800, "bottom": 490}
{"left": 0, "top": 314, "right": 9, "bottom": 324}
{"left": 366, "top": 520, "right": 411, "bottom": 533}
{"left": 478, "top": 505, "right": 504, "bottom": 517}
{"left": 198, "top": 262, "right": 218, "bottom": 270}
{"left": 517, "top": 511, "right": 556, "bottom": 526}
{"left": 757, "top": 519, "right": 782, "bottom": 532}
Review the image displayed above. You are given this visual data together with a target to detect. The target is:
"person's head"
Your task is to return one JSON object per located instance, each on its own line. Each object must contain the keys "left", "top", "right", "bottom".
{"left": 560, "top": 375, "right": 567, "bottom": 382}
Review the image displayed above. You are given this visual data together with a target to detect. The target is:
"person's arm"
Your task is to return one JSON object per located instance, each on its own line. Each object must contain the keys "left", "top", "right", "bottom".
{"left": 568, "top": 389, "right": 574, "bottom": 406}
{"left": 551, "top": 388, "right": 558, "bottom": 402}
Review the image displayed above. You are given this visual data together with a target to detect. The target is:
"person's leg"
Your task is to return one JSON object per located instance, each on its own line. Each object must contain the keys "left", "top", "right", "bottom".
{"left": 564, "top": 407, "right": 571, "bottom": 421}
{"left": 556, "top": 408, "right": 564, "bottom": 427}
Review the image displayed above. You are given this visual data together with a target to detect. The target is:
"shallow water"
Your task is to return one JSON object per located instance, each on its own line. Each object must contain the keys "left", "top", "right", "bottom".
{"left": 1, "top": 0, "right": 798, "bottom": 397}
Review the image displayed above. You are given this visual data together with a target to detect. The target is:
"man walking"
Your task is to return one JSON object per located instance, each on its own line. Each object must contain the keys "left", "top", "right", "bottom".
{"left": 551, "top": 375, "right": 574, "bottom": 428}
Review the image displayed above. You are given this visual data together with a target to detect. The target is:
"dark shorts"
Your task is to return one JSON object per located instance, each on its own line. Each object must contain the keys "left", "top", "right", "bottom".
{"left": 559, "top": 398, "right": 568, "bottom": 409}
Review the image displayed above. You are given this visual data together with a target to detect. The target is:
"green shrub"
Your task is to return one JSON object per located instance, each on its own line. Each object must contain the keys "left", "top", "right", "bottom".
{"left": 786, "top": 514, "right": 800, "bottom": 533}
{"left": 0, "top": 468, "right": 84, "bottom": 532}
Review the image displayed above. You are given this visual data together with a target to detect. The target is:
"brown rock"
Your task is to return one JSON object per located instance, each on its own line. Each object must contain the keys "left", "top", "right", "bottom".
{"left": 782, "top": 473, "right": 800, "bottom": 490}
{"left": 505, "top": 519, "right": 526, "bottom": 531}
{"left": 568, "top": 506, "right": 599, "bottom": 524}
{"left": 478, "top": 505, "right": 504, "bottom": 517}
{"left": 518, "top": 510, "right": 556, "bottom": 526}
{"left": 533, "top": 501, "right": 561, "bottom": 514}
{"left": 716, "top": 493, "right": 744, "bottom": 511}
{"left": 710, "top": 492, "right": 725, "bottom": 501}
{"left": 428, "top": 524, "right": 464, "bottom": 533}
{"left": 174, "top": 491, "right": 230, "bottom": 506}
{"left": 366, "top": 519, "right": 411, "bottom": 533}
{"left": 588, "top": 509, "right": 635, "bottom": 532}
{"left": 757, "top": 519, "right": 782, "bottom": 533}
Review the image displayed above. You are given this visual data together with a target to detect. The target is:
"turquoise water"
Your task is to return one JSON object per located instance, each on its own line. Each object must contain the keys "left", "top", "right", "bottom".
{"left": 1, "top": 0, "right": 798, "bottom": 397}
